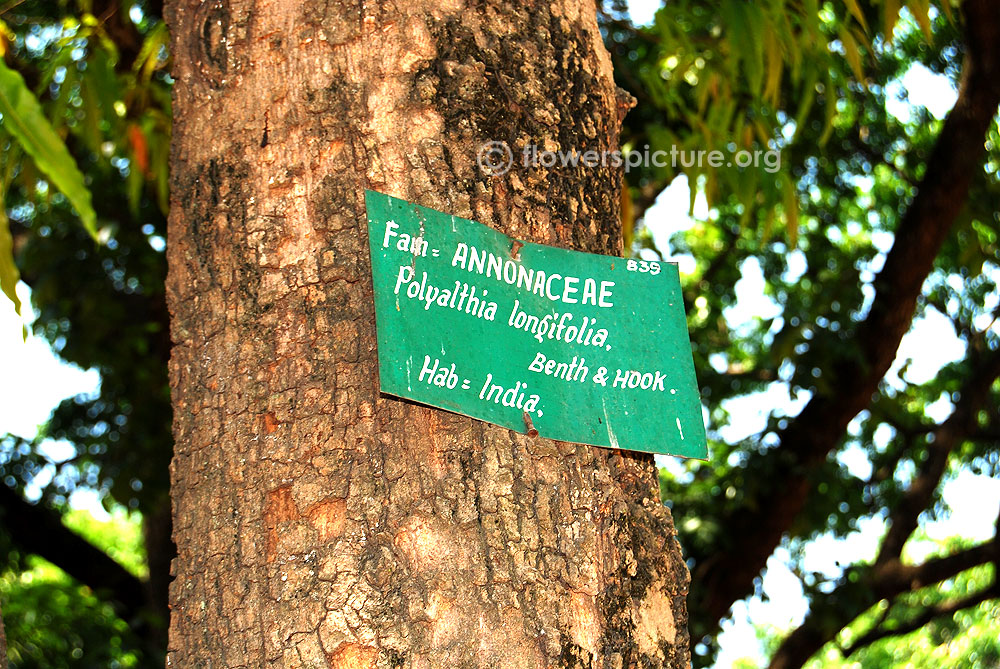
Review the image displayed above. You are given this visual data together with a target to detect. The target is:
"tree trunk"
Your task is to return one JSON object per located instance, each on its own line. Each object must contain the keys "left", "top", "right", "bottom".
{"left": 164, "top": 1, "right": 690, "bottom": 667}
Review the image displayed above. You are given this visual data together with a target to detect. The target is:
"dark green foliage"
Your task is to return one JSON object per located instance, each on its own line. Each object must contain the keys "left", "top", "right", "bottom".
{"left": 1, "top": 509, "right": 147, "bottom": 668}
{"left": 2, "top": 564, "right": 141, "bottom": 669}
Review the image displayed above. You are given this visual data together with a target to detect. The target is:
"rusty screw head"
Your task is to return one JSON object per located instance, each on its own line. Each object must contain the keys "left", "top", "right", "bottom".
{"left": 522, "top": 411, "right": 539, "bottom": 438}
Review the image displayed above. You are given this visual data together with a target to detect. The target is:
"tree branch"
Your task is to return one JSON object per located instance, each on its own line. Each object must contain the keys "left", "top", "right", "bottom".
{"left": 875, "top": 345, "right": 1000, "bottom": 563}
{"left": 842, "top": 584, "right": 1000, "bottom": 658}
{"left": 763, "top": 344, "right": 1000, "bottom": 669}
{"left": 877, "top": 542, "right": 997, "bottom": 592}
{"left": 690, "top": 0, "right": 1000, "bottom": 634}
{"left": 768, "top": 540, "right": 1000, "bottom": 669}
{"left": 0, "top": 484, "right": 148, "bottom": 626}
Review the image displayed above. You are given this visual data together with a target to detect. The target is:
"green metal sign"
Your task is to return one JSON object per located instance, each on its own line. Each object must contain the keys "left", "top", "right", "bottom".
{"left": 365, "top": 190, "right": 707, "bottom": 459}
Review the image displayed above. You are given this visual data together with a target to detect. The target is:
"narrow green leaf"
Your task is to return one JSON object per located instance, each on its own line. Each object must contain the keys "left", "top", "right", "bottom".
{"left": 761, "top": 205, "right": 775, "bottom": 244}
{"left": 724, "top": 0, "right": 765, "bottom": 97}
{"left": 819, "top": 71, "right": 838, "bottom": 147}
{"left": 80, "top": 72, "right": 104, "bottom": 152}
{"left": 0, "top": 206, "right": 20, "bottom": 316}
{"left": 908, "top": 0, "right": 933, "bottom": 41}
{"left": 763, "top": 30, "right": 783, "bottom": 106}
{"left": 803, "top": 0, "right": 820, "bottom": 41}
{"left": 88, "top": 47, "right": 123, "bottom": 132}
{"left": 938, "top": 0, "right": 954, "bottom": 23}
{"left": 884, "top": 0, "right": 902, "bottom": 41}
{"left": 843, "top": 0, "right": 870, "bottom": 33}
{"left": 783, "top": 174, "right": 799, "bottom": 247}
{"left": 791, "top": 66, "right": 818, "bottom": 143}
{"left": 0, "top": 60, "right": 98, "bottom": 239}
{"left": 838, "top": 23, "right": 866, "bottom": 85}
{"left": 134, "top": 22, "right": 169, "bottom": 82}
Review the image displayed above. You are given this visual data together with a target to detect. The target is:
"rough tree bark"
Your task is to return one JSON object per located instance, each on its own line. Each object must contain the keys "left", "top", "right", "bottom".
{"left": 165, "top": 1, "right": 690, "bottom": 667}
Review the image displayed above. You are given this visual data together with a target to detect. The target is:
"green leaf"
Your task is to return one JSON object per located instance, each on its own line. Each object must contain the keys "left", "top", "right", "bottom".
{"left": 819, "top": 71, "right": 838, "bottom": 146}
{"left": 0, "top": 206, "right": 21, "bottom": 315}
{"left": 938, "top": 0, "right": 954, "bottom": 23}
{"left": 0, "top": 140, "right": 24, "bottom": 331}
{"left": 884, "top": 0, "right": 902, "bottom": 41}
{"left": 87, "top": 47, "right": 123, "bottom": 134}
{"left": 783, "top": 173, "right": 799, "bottom": 247}
{"left": 0, "top": 59, "right": 98, "bottom": 239}
{"left": 763, "top": 30, "right": 783, "bottom": 106}
{"left": 724, "top": 0, "right": 765, "bottom": 97}
{"left": 838, "top": 23, "right": 866, "bottom": 85}
{"left": 792, "top": 66, "right": 818, "bottom": 143}
{"left": 843, "top": 0, "right": 870, "bottom": 33}
{"left": 134, "top": 22, "right": 170, "bottom": 83}
{"left": 908, "top": 0, "right": 933, "bottom": 41}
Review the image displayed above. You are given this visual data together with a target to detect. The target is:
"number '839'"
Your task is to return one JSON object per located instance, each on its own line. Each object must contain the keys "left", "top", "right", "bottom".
{"left": 626, "top": 258, "right": 660, "bottom": 275}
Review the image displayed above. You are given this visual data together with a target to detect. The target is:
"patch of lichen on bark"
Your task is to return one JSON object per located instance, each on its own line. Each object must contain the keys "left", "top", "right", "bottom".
{"left": 418, "top": 7, "right": 622, "bottom": 254}
{"left": 596, "top": 495, "right": 691, "bottom": 669}
{"left": 560, "top": 641, "right": 596, "bottom": 668}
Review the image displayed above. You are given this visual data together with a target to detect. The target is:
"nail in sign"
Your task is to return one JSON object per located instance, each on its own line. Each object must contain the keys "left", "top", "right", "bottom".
{"left": 365, "top": 190, "right": 707, "bottom": 459}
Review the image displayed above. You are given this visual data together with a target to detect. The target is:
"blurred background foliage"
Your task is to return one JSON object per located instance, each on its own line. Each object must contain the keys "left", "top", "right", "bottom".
{"left": 1, "top": 510, "right": 145, "bottom": 668}
{"left": 605, "top": 0, "right": 1000, "bottom": 666}
{"left": 0, "top": 0, "right": 997, "bottom": 667}
{"left": 1, "top": 0, "right": 170, "bottom": 665}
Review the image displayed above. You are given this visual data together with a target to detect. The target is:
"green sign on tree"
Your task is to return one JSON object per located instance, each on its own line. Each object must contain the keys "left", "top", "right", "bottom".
{"left": 366, "top": 190, "right": 707, "bottom": 458}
